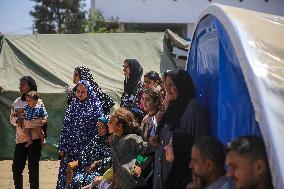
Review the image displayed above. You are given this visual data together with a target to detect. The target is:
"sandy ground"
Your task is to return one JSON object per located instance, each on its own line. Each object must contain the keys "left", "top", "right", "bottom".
{"left": 0, "top": 160, "right": 60, "bottom": 189}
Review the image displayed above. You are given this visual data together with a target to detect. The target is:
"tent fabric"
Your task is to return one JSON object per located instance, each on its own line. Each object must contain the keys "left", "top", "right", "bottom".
{"left": 0, "top": 32, "right": 176, "bottom": 159}
{"left": 187, "top": 4, "right": 284, "bottom": 188}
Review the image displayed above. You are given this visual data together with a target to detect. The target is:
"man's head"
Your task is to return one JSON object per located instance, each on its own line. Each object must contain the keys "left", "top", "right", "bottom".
{"left": 226, "top": 136, "right": 272, "bottom": 189}
{"left": 189, "top": 137, "right": 225, "bottom": 184}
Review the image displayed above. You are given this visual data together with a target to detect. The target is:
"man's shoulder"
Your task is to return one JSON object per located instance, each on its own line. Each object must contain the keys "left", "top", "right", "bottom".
{"left": 206, "top": 176, "right": 233, "bottom": 189}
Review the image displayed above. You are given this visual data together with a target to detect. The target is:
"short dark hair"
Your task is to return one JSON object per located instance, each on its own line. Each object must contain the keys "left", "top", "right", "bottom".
{"left": 226, "top": 136, "right": 267, "bottom": 161}
{"left": 193, "top": 137, "right": 225, "bottom": 168}
{"left": 25, "top": 90, "right": 40, "bottom": 100}
{"left": 144, "top": 71, "right": 162, "bottom": 85}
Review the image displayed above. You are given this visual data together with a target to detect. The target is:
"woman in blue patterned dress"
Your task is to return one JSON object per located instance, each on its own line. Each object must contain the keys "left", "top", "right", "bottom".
{"left": 67, "top": 115, "right": 112, "bottom": 189}
{"left": 68, "top": 66, "right": 115, "bottom": 114}
{"left": 56, "top": 80, "right": 104, "bottom": 189}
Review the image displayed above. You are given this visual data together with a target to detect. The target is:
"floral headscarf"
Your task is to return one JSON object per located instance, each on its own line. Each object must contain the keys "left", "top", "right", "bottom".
{"left": 68, "top": 66, "right": 115, "bottom": 114}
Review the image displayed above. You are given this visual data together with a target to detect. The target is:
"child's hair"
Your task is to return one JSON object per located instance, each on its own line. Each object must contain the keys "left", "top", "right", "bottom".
{"left": 25, "top": 91, "right": 40, "bottom": 100}
{"left": 112, "top": 108, "right": 141, "bottom": 136}
{"left": 130, "top": 107, "right": 144, "bottom": 125}
{"left": 144, "top": 71, "right": 162, "bottom": 86}
{"left": 143, "top": 88, "right": 162, "bottom": 111}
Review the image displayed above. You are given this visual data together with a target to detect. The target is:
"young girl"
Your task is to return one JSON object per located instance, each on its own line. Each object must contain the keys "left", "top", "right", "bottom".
{"left": 108, "top": 108, "right": 151, "bottom": 189}
{"left": 143, "top": 71, "right": 162, "bottom": 90}
{"left": 13, "top": 91, "right": 48, "bottom": 147}
{"left": 140, "top": 88, "right": 162, "bottom": 142}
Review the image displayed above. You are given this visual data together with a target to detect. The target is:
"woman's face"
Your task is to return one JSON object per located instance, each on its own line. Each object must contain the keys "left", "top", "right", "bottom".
{"left": 97, "top": 121, "right": 108, "bottom": 137}
{"left": 76, "top": 84, "right": 88, "bottom": 101}
{"left": 144, "top": 76, "right": 156, "bottom": 89}
{"left": 107, "top": 115, "right": 120, "bottom": 134}
{"left": 142, "top": 92, "right": 156, "bottom": 112}
{"left": 165, "top": 139, "right": 174, "bottom": 162}
{"left": 19, "top": 80, "right": 30, "bottom": 95}
{"left": 123, "top": 61, "right": 130, "bottom": 78}
{"left": 73, "top": 69, "right": 80, "bottom": 84}
{"left": 165, "top": 76, "right": 178, "bottom": 101}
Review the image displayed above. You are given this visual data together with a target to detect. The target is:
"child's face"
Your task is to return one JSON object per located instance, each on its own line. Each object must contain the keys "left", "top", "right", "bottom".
{"left": 26, "top": 96, "right": 37, "bottom": 107}
{"left": 142, "top": 92, "right": 156, "bottom": 112}
{"left": 107, "top": 115, "right": 120, "bottom": 134}
{"left": 76, "top": 84, "right": 88, "bottom": 101}
{"left": 144, "top": 76, "right": 156, "bottom": 89}
{"left": 97, "top": 121, "right": 107, "bottom": 137}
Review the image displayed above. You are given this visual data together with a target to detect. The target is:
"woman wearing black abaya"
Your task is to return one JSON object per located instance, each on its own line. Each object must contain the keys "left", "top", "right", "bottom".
{"left": 153, "top": 69, "right": 211, "bottom": 189}
{"left": 120, "top": 59, "right": 144, "bottom": 110}
{"left": 164, "top": 133, "right": 193, "bottom": 189}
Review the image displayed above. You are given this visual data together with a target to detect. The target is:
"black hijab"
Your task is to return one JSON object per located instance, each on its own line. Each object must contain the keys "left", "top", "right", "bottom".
{"left": 160, "top": 69, "right": 195, "bottom": 131}
{"left": 164, "top": 133, "right": 193, "bottom": 189}
{"left": 124, "top": 59, "right": 143, "bottom": 94}
{"left": 20, "top": 76, "right": 37, "bottom": 101}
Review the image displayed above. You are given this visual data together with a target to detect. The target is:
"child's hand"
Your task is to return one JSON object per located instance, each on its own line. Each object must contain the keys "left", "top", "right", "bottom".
{"left": 42, "top": 117, "right": 48, "bottom": 124}
{"left": 14, "top": 108, "right": 25, "bottom": 117}
{"left": 133, "top": 165, "right": 142, "bottom": 177}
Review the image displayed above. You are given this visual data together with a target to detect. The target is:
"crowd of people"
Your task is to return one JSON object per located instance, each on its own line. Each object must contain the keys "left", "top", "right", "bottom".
{"left": 9, "top": 59, "right": 273, "bottom": 189}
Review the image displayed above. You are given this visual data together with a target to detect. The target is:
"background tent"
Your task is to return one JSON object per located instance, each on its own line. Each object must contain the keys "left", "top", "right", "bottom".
{"left": 187, "top": 4, "right": 284, "bottom": 188}
{"left": 0, "top": 32, "right": 176, "bottom": 159}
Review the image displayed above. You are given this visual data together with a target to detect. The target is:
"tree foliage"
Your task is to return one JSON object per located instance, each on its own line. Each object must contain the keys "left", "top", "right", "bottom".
{"left": 30, "top": 0, "right": 86, "bottom": 34}
{"left": 85, "top": 10, "right": 107, "bottom": 33}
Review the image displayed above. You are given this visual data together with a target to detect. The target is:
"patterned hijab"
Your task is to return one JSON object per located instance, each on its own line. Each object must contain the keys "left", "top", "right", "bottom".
{"left": 70, "top": 66, "right": 115, "bottom": 114}
{"left": 124, "top": 59, "right": 143, "bottom": 94}
{"left": 20, "top": 76, "right": 37, "bottom": 101}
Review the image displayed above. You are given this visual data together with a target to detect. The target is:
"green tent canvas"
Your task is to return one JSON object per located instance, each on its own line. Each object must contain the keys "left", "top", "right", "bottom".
{"left": 0, "top": 33, "right": 176, "bottom": 159}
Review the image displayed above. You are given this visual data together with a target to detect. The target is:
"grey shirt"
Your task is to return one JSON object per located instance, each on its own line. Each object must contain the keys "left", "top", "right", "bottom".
{"left": 205, "top": 176, "right": 233, "bottom": 189}
{"left": 111, "top": 134, "right": 151, "bottom": 189}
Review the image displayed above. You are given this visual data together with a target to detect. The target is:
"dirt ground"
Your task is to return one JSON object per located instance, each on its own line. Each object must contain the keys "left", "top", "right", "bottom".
{"left": 0, "top": 160, "right": 60, "bottom": 189}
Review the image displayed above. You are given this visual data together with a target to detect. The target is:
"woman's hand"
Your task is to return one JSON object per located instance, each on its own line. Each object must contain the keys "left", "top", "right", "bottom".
{"left": 16, "top": 117, "right": 24, "bottom": 127}
{"left": 85, "top": 161, "right": 100, "bottom": 173}
{"left": 133, "top": 165, "right": 142, "bottom": 177}
{"left": 59, "top": 151, "right": 64, "bottom": 158}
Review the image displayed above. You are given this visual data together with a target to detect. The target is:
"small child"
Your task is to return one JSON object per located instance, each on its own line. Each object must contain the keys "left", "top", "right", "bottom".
{"left": 14, "top": 91, "right": 48, "bottom": 147}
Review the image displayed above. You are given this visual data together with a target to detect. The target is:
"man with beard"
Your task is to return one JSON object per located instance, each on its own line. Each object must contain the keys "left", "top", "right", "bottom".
{"left": 189, "top": 137, "right": 233, "bottom": 189}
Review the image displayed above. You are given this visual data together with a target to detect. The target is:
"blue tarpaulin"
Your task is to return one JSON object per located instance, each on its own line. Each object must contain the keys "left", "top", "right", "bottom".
{"left": 186, "top": 4, "right": 284, "bottom": 188}
{"left": 187, "top": 14, "right": 261, "bottom": 144}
